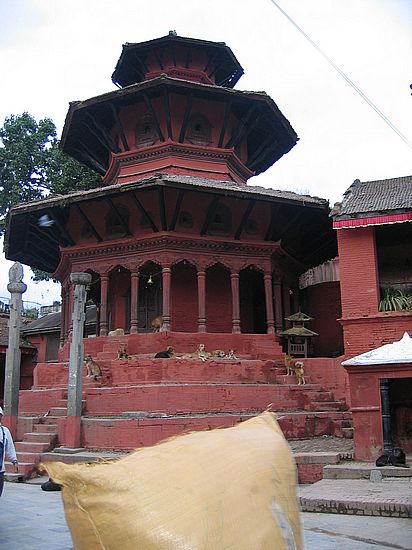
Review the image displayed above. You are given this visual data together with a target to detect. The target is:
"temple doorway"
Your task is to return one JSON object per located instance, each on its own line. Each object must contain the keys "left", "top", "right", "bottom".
{"left": 239, "top": 267, "right": 266, "bottom": 334}
{"left": 138, "top": 263, "right": 162, "bottom": 332}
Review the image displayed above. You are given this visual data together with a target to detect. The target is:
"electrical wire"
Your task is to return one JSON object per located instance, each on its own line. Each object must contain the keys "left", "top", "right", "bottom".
{"left": 269, "top": 0, "right": 412, "bottom": 150}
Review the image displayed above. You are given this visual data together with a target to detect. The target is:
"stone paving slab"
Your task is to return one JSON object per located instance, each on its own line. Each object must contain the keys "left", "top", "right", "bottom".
{"left": 300, "top": 478, "right": 412, "bottom": 518}
{"left": 302, "top": 512, "right": 412, "bottom": 550}
{"left": 1, "top": 483, "right": 412, "bottom": 549}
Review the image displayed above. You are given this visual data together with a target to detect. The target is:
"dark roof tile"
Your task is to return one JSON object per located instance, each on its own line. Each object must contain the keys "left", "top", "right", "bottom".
{"left": 333, "top": 175, "right": 412, "bottom": 220}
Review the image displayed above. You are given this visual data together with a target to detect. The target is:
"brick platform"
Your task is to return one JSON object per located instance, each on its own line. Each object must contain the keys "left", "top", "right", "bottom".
{"left": 300, "top": 478, "right": 412, "bottom": 517}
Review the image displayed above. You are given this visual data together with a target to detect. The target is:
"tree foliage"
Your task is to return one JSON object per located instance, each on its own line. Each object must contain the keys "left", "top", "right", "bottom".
{"left": 0, "top": 112, "right": 101, "bottom": 236}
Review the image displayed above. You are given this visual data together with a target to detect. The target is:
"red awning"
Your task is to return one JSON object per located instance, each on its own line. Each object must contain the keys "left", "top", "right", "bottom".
{"left": 333, "top": 212, "right": 412, "bottom": 229}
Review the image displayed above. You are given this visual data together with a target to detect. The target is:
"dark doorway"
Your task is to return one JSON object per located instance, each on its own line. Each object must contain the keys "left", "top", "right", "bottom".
{"left": 390, "top": 377, "right": 412, "bottom": 453}
{"left": 239, "top": 268, "right": 266, "bottom": 334}
{"left": 138, "top": 264, "right": 162, "bottom": 332}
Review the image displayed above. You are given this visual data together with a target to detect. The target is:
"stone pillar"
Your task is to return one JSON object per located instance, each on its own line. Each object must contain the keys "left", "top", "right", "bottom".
{"left": 3, "top": 262, "right": 27, "bottom": 438}
{"left": 60, "top": 284, "right": 68, "bottom": 346}
{"left": 99, "top": 274, "right": 109, "bottom": 336}
{"left": 264, "top": 273, "right": 275, "bottom": 334}
{"left": 197, "top": 270, "right": 206, "bottom": 332}
{"left": 64, "top": 284, "right": 71, "bottom": 341}
{"left": 66, "top": 272, "right": 91, "bottom": 449}
{"left": 230, "top": 271, "right": 241, "bottom": 334}
{"left": 162, "top": 267, "right": 171, "bottom": 331}
{"left": 273, "top": 280, "right": 283, "bottom": 333}
{"left": 130, "top": 271, "right": 140, "bottom": 334}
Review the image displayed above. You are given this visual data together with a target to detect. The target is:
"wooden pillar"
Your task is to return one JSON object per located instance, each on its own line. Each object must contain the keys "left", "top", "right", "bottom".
{"left": 282, "top": 284, "right": 291, "bottom": 319}
{"left": 3, "top": 262, "right": 27, "bottom": 438}
{"left": 197, "top": 270, "right": 206, "bottom": 332}
{"left": 66, "top": 272, "right": 91, "bottom": 449}
{"left": 273, "top": 280, "right": 283, "bottom": 333}
{"left": 99, "top": 274, "right": 109, "bottom": 336}
{"left": 264, "top": 273, "right": 275, "bottom": 334}
{"left": 130, "top": 271, "right": 140, "bottom": 334}
{"left": 162, "top": 267, "right": 171, "bottom": 331}
{"left": 230, "top": 271, "right": 241, "bottom": 334}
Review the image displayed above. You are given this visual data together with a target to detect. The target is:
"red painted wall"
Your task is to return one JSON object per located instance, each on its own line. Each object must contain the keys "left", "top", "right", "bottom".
{"left": 302, "top": 282, "right": 343, "bottom": 357}
{"left": 345, "top": 363, "right": 412, "bottom": 460}
{"left": 171, "top": 263, "right": 198, "bottom": 331}
{"left": 338, "top": 228, "right": 380, "bottom": 318}
{"left": 206, "top": 265, "right": 232, "bottom": 332}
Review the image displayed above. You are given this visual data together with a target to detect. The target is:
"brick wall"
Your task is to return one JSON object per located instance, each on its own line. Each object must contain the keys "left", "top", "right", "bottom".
{"left": 337, "top": 227, "right": 380, "bottom": 318}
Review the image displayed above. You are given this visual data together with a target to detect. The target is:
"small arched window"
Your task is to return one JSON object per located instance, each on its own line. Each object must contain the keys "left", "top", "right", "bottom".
{"left": 136, "top": 113, "right": 158, "bottom": 148}
{"left": 106, "top": 204, "right": 130, "bottom": 238}
{"left": 209, "top": 203, "right": 232, "bottom": 235}
{"left": 186, "top": 113, "right": 212, "bottom": 146}
{"left": 178, "top": 211, "right": 194, "bottom": 229}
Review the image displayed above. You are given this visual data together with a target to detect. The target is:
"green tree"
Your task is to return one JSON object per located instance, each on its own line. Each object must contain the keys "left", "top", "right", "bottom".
{"left": 0, "top": 112, "right": 101, "bottom": 280}
{"left": 0, "top": 112, "right": 100, "bottom": 235}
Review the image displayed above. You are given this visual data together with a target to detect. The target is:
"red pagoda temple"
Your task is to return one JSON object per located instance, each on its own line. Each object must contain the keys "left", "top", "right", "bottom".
{"left": 4, "top": 33, "right": 349, "bottom": 481}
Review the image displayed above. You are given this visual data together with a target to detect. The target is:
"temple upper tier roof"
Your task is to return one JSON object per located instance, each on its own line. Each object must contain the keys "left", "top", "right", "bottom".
{"left": 112, "top": 32, "right": 244, "bottom": 88}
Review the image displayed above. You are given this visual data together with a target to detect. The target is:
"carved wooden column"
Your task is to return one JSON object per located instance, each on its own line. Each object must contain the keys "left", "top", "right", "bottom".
{"left": 99, "top": 274, "right": 109, "bottom": 336}
{"left": 264, "top": 272, "right": 275, "bottom": 334}
{"left": 230, "top": 271, "right": 241, "bottom": 334}
{"left": 197, "top": 270, "right": 206, "bottom": 332}
{"left": 162, "top": 267, "right": 171, "bottom": 331}
{"left": 273, "top": 280, "right": 283, "bottom": 333}
{"left": 282, "top": 283, "right": 291, "bottom": 320}
{"left": 130, "top": 271, "right": 140, "bottom": 334}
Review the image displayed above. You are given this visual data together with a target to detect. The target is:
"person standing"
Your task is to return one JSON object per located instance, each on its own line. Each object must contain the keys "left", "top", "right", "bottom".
{"left": 0, "top": 406, "right": 19, "bottom": 497}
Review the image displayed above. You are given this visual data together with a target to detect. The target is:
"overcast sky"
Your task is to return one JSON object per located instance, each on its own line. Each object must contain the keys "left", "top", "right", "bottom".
{"left": 0, "top": 0, "right": 411, "bottom": 306}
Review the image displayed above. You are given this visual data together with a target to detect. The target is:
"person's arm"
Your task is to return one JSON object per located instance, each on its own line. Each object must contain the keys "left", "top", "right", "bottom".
{"left": 5, "top": 429, "right": 19, "bottom": 473}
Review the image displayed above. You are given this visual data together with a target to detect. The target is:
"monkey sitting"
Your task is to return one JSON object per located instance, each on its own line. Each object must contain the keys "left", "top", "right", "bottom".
{"left": 154, "top": 346, "right": 175, "bottom": 359}
{"left": 84, "top": 355, "right": 102, "bottom": 380}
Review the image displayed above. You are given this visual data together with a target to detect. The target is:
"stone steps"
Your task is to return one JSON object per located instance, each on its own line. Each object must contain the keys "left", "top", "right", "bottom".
{"left": 323, "top": 461, "right": 412, "bottom": 480}
{"left": 83, "top": 382, "right": 331, "bottom": 416}
{"left": 78, "top": 410, "right": 352, "bottom": 451}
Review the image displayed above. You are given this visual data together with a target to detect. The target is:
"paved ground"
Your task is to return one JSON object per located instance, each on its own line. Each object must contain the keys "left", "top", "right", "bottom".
{"left": 1, "top": 481, "right": 411, "bottom": 549}
{"left": 300, "top": 478, "right": 412, "bottom": 518}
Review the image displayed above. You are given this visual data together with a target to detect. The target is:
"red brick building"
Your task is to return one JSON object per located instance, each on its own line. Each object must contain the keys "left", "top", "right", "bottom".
{"left": 333, "top": 175, "right": 412, "bottom": 460}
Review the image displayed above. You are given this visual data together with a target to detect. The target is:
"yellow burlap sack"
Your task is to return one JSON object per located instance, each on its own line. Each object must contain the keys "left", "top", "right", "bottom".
{"left": 44, "top": 412, "right": 302, "bottom": 549}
